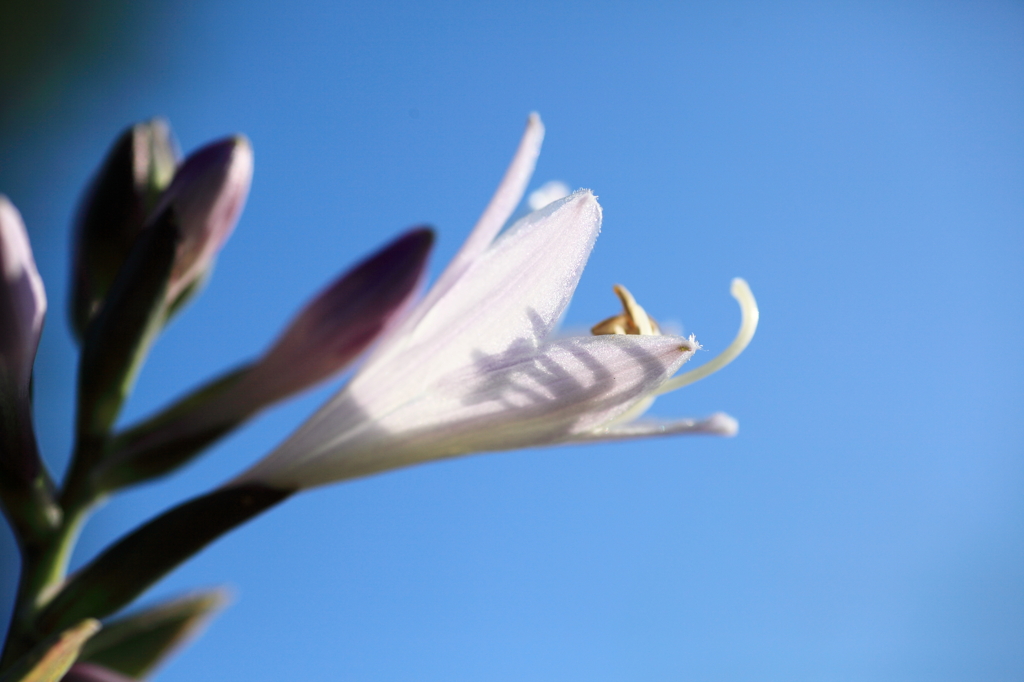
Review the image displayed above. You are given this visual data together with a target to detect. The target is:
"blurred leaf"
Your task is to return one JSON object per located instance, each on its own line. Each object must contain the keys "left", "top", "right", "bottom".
{"left": 61, "top": 663, "right": 132, "bottom": 682}
{"left": 80, "top": 590, "right": 229, "bottom": 679}
{"left": 0, "top": 619, "right": 99, "bottom": 682}
{"left": 33, "top": 485, "right": 289, "bottom": 637}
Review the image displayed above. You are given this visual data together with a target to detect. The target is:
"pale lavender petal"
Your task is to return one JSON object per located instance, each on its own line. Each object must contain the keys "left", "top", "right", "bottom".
{"left": 0, "top": 196, "right": 46, "bottom": 389}
{"left": 569, "top": 412, "right": 739, "bottom": 441}
{"left": 240, "top": 333, "right": 696, "bottom": 489}
{"left": 356, "top": 190, "right": 602, "bottom": 402}
{"left": 396, "top": 113, "right": 543, "bottom": 332}
{"left": 233, "top": 117, "right": 750, "bottom": 494}
{"left": 155, "top": 136, "right": 253, "bottom": 302}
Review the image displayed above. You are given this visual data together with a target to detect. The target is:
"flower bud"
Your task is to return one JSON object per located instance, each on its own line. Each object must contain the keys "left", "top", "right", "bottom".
{"left": 0, "top": 196, "right": 59, "bottom": 541}
{"left": 70, "top": 120, "right": 179, "bottom": 338}
{"left": 154, "top": 136, "right": 253, "bottom": 309}
{"left": 248, "top": 227, "right": 434, "bottom": 402}
{"left": 0, "top": 195, "right": 46, "bottom": 392}
{"left": 95, "top": 228, "right": 433, "bottom": 492}
{"left": 73, "top": 136, "right": 251, "bottom": 440}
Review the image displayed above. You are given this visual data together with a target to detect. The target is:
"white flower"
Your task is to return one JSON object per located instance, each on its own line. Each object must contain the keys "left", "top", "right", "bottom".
{"left": 238, "top": 114, "right": 757, "bottom": 490}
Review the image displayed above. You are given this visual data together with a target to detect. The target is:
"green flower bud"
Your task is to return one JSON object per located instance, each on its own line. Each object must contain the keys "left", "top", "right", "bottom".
{"left": 70, "top": 119, "right": 179, "bottom": 339}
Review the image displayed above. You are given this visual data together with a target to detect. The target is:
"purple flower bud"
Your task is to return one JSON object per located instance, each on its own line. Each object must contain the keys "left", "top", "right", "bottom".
{"left": 95, "top": 228, "right": 434, "bottom": 492}
{"left": 0, "top": 196, "right": 58, "bottom": 540}
{"left": 70, "top": 120, "right": 179, "bottom": 337}
{"left": 0, "top": 196, "right": 46, "bottom": 391}
{"left": 247, "top": 227, "right": 435, "bottom": 403}
{"left": 153, "top": 136, "right": 253, "bottom": 305}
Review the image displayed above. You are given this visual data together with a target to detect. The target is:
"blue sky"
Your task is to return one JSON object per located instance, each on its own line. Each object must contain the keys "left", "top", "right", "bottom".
{"left": 1, "top": 1, "right": 1022, "bottom": 680}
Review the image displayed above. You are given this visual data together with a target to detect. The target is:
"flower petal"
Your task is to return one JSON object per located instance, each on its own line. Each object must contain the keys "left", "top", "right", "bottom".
{"left": 358, "top": 190, "right": 602, "bottom": 402}
{"left": 570, "top": 412, "right": 739, "bottom": 441}
{"left": 409, "top": 113, "right": 544, "bottom": 324}
{"left": 240, "top": 333, "right": 696, "bottom": 489}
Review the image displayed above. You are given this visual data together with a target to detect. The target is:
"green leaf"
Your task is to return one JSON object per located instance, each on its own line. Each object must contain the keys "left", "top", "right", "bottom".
{"left": 0, "top": 620, "right": 99, "bottom": 682}
{"left": 80, "top": 590, "right": 229, "bottom": 679}
{"left": 33, "top": 485, "right": 290, "bottom": 638}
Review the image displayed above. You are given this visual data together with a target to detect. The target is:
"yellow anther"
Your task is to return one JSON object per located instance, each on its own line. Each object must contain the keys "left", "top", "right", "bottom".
{"left": 591, "top": 284, "right": 661, "bottom": 336}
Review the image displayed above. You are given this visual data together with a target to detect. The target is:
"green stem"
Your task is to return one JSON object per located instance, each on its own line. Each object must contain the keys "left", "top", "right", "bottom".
{"left": 0, "top": 498, "right": 93, "bottom": 671}
{"left": 1, "top": 436, "right": 105, "bottom": 671}
{"left": 36, "top": 484, "right": 291, "bottom": 637}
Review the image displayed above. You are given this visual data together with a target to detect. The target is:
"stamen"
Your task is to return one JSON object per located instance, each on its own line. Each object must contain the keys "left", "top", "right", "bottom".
{"left": 591, "top": 284, "right": 660, "bottom": 336}
{"left": 654, "top": 278, "right": 758, "bottom": 395}
{"left": 613, "top": 284, "right": 659, "bottom": 335}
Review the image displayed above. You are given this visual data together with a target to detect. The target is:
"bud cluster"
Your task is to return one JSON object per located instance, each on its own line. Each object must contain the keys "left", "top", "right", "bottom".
{"left": 0, "top": 119, "right": 434, "bottom": 680}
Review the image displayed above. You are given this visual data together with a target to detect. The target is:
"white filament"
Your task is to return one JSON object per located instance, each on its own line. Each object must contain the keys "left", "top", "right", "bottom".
{"left": 654, "top": 278, "right": 758, "bottom": 395}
